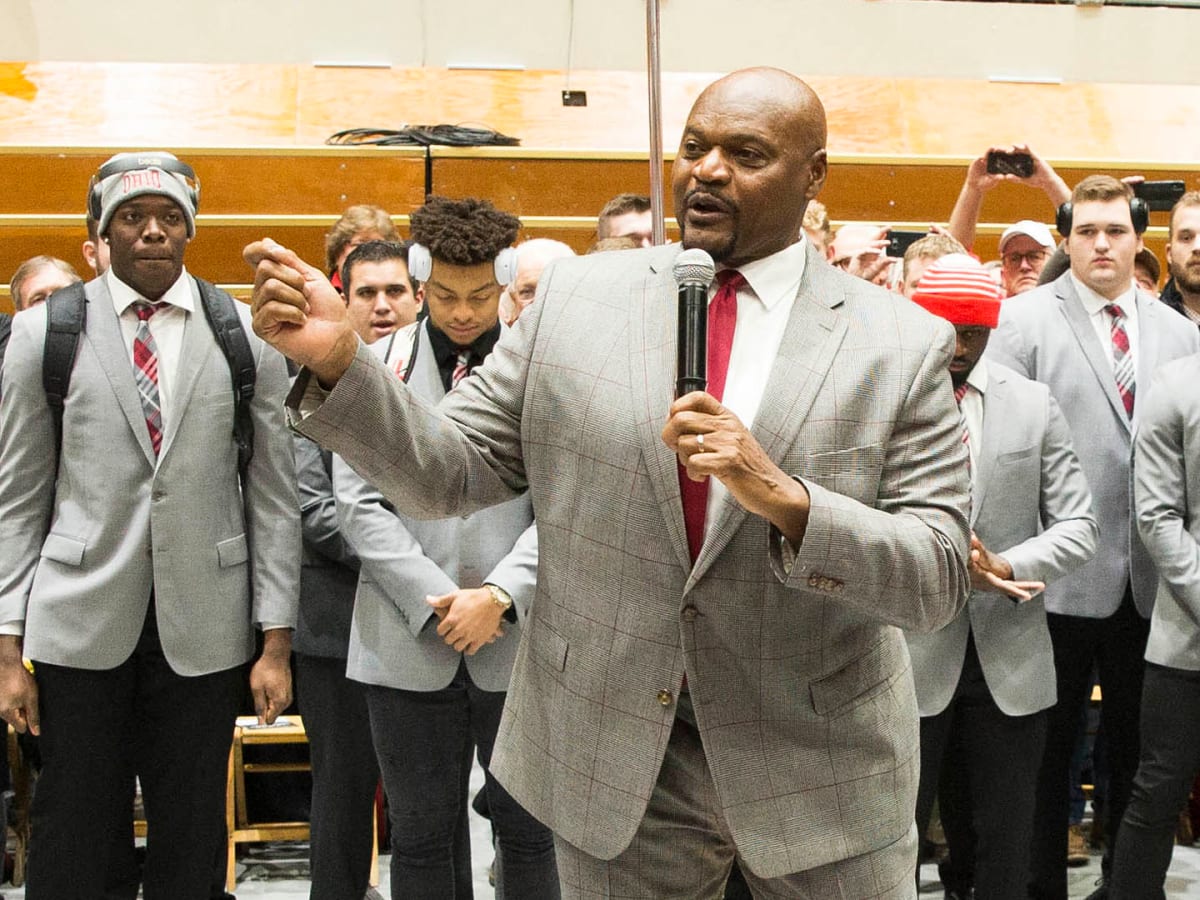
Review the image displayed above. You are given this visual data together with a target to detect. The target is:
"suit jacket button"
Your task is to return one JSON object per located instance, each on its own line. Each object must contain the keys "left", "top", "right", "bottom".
{"left": 656, "top": 689, "right": 673, "bottom": 706}
{"left": 681, "top": 605, "right": 698, "bottom": 622}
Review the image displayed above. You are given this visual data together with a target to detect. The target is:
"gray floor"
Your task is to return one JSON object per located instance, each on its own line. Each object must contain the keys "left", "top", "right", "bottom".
{"left": 919, "top": 848, "right": 1200, "bottom": 898}
{"left": 7, "top": 761, "right": 1200, "bottom": 898}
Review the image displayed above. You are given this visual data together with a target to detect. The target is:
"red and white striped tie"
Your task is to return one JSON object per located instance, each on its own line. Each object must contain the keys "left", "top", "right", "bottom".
{"left": 953, "top": 381, "right": 971, "bottom": 477}
{"left": 1106, "top": 303, "right": 1135, "bottom": 418}
{"left": 450, "top": 350, "right": 471, "bottom": 388}
{"left": 132, "top": 301, "right": 169, "bottom": 456}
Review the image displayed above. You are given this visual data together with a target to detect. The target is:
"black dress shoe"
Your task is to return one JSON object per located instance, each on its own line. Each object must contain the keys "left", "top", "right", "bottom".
{"left": 1082, "top": 878, "right": 1108, "bottom": 900}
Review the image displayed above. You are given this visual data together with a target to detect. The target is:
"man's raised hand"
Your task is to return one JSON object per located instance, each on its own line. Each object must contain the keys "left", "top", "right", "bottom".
{"left": 245, "top": 239, "right": 360, "bottom": 385}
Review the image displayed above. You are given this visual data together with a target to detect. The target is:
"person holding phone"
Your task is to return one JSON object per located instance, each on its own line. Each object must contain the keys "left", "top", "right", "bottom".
{"left": 947, "top": 145, "right": 1070, "bottom": 281}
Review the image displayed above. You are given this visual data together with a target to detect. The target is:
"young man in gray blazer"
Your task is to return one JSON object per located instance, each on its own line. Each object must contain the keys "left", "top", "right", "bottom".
{"left": 987, "top": 174, "right": 1200, "bottom": 899}
{"left": 293, "top": 240, "right": 422, "bottom": 900}
{"left": 1107, "top": 353, "right": 1200, "bottom": 897}
{"left": 905, "top": 256, "right": 1098, "bottom": 900}
{"left": 248, "top": 68, "right": 971, "bottom": 899}
{"left": 333, "top": 198, "right": 557, "bottom": 900}
{"left": 0, "top": 152, "right": 299, "bottom": 900}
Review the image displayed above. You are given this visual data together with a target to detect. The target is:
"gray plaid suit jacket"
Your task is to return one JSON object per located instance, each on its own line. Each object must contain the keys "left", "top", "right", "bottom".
{"left": 987, "top": 274, "right": 1200, "bottom": 619}
{"left": 907, "top": 359, "right": 1098, "bottom": 719}
{"left": 289, "top": 242, "right": 970, "bottom": 878}
{"left": 0, "top": 275, "right": 299, "bottom": 675}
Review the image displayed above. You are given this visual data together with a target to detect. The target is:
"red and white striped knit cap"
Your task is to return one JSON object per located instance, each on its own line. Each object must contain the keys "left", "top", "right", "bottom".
{"left": 910, "top": 253, "right": 1003, "bottom": 328}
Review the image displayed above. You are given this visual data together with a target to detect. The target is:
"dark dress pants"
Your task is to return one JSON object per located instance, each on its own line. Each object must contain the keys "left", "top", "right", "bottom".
{"left": 1028, "top": 589, "right": 1148, "bottom": 899}
{"left": 365, "top": 659, "right": 560, "bottom": 900}
{"left": 1109, "top": 662, "right": 1200, "bottom": 899}
{"left": 914, "top": 634, "right": 1045, "bottom": 900}
{"left": 295, "top": 652, "right": 380, "bottom": 900}
{"left": 26, "top": 602, "right": 244, "bottom": 900}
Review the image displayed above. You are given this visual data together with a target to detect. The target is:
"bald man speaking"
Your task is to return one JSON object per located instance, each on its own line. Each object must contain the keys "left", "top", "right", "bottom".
{"left": 248, "top": 68, "right": 969, "bottom": 899}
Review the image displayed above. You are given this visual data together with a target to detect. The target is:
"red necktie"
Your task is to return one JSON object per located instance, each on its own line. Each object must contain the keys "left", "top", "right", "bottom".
{"left": 953, "top": 381, "right": 971, "bottom": 479}
{"left": 132, "top": 301, "right": 169, "bottom": 456}
{"left": 679, "top": 270, "right": 744, "bottom": 561}
{"left": 1105, "top": 303, "right": 1135, "bottom": 417}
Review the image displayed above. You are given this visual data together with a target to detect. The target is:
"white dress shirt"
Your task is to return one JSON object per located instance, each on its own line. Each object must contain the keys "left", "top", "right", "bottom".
{"left": 703, "top": 239, "right": 807, "bottom": 538}
{"left": 106, "top": 266, "right": 195, "bottom": 440}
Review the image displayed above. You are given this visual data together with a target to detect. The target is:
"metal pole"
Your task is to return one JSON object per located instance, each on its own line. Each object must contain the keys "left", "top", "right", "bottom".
{"left": 645, "top": 0, "right": 666, "bottom": 246}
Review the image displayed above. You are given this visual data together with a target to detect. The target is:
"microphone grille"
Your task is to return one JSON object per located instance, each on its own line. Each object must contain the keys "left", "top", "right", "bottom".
{"left": 672, "top": 248, "right": 716, "bottom": 287}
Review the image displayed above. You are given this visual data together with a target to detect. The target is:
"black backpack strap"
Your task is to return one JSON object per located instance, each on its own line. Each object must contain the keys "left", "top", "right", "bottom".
{"left": 42, "top": 282, "right": 88, "bottom": 468}
{"left": 194, "top": 278, "right": 257, "bottom": 483}
{"left": 400, "top": 322, "right": 422, "bottom": 384}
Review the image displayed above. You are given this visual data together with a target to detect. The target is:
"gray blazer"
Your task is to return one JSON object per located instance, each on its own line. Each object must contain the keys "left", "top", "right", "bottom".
{"left": 290, "top": 242, "right": 970, "bottom": 879}
{"left": 0, "top": 276, "right": 299, "bottom": 675}
{"left": 1135, "top": 354, "right": 1200, "bottom": 670}
{"left": 987, "top": 273, "right": 1200, "bottom": 618}
{"left": 907, "top": 360, "right": 1098, "bottom": 718}
{"left": 333, "top": 320, "right": 537, "bottom": 693}
{"left": 293, "top": 433, "right": 359, "bottom": 660}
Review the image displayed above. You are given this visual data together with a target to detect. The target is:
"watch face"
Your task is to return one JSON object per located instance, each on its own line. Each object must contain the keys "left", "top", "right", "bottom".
{"left": 487, "top": 585, "right": 512, "bottom": 609}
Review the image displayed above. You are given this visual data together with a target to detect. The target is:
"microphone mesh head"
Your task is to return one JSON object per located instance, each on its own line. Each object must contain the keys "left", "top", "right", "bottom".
{"left": 672, "top": 248, "right": 716, "bottom": 287}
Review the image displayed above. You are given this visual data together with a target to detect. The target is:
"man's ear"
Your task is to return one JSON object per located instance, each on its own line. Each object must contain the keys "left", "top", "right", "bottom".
{"left": 805, "top": 149, "right": 828, "bottom": 201}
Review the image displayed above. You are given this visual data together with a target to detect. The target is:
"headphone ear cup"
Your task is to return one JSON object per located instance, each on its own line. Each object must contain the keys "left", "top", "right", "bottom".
{"left": 494, "top": 247, "right": 517, "bottom": 287}
{"left": 1131, "top": 197, "right": 1149, "bottom": 234}
{"left": 88, "top": 176, "right": 103, "bottom": 221}
{"left": 1056, "top": 202, "right": 1073, "bottom": 239}
{"left": 408, "top": 243, "right": 432, "bottom": 282}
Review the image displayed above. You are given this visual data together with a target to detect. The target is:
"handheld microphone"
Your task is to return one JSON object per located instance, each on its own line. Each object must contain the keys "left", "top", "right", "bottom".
{"left": 673, "top": 248, "right": 716, "bottom": 397}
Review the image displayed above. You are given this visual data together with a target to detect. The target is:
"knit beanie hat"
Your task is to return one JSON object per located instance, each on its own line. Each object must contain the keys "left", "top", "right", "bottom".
{"left": 95, "top": 152, "right": 197, "bottom": 238}
{"left": 910, "top": 254, "right": 1003, "bottom": 328}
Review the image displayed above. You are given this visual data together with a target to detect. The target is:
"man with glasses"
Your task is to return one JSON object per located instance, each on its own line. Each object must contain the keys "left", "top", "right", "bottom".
{"left": 998, "top": 220, "right": 1057, "bottom": 297}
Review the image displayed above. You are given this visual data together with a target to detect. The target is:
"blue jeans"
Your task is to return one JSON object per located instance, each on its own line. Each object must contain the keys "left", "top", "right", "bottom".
{"left": 365, "top": 660, "right": 559, "bottom": 900}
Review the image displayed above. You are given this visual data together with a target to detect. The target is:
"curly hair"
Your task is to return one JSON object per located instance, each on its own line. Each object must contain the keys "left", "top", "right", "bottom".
{"left": 409, "top": 196, "right": 520, "bottom": 266}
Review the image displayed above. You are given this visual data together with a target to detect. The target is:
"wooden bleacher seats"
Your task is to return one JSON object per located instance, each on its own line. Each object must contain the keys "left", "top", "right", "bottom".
{"left": 2, "top": 64, "right": 1200, "bottom": 304}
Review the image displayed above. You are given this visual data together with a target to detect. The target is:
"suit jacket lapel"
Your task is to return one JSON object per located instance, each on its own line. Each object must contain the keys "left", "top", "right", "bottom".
{"left": 629, "top": 248, "right": 694, "bottom": 576}
{"left": 1057, "top": 279, "right": 1131, "bottom": 435}
{"left": 1135, "top": 289, "right": 1162, "bottom": 415}
{"left": 85, "top": 280, "right": 157, "bottom": 466}
{"left": 160, "top": 278, "right": 217, "bottom": 461}
{"left": 692, "top": 243, "right": 848, "bottom": 584}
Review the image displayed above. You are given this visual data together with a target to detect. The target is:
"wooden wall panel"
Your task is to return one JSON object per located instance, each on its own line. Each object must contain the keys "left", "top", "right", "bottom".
{"left": 0, "top": 224, "right": 329, "bottom": 296}
{"left": 430, "top": 154, "right": 668, "bottom": 218}
{"left": 0, "top": 149, "right": 426, "bottom": 216}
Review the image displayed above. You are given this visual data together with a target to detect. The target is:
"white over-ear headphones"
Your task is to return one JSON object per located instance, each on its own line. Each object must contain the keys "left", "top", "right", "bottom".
{"left": 407, "top": 243, "right": 518, "bottom": 287}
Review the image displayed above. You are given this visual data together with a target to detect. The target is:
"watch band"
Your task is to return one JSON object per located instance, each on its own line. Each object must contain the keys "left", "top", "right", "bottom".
{"left": 484, "top": 583, "right": 514, "bottom": 612}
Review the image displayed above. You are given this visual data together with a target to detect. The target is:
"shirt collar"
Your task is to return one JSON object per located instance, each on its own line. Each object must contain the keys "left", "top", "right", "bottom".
{"left": 1069, "top": 271, "right": 1137, "bottom": 317}
{"left": 965, "top": 358, "right": 989, "bottom": 396}
{"left": 717, "top": 237, "right": 808, "bottom": 311}
{"left": 427, "top": 317, "right": 503, "bottom": 367}
{"left": 106, "top": 267, "right": 195, "bottom": 316}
